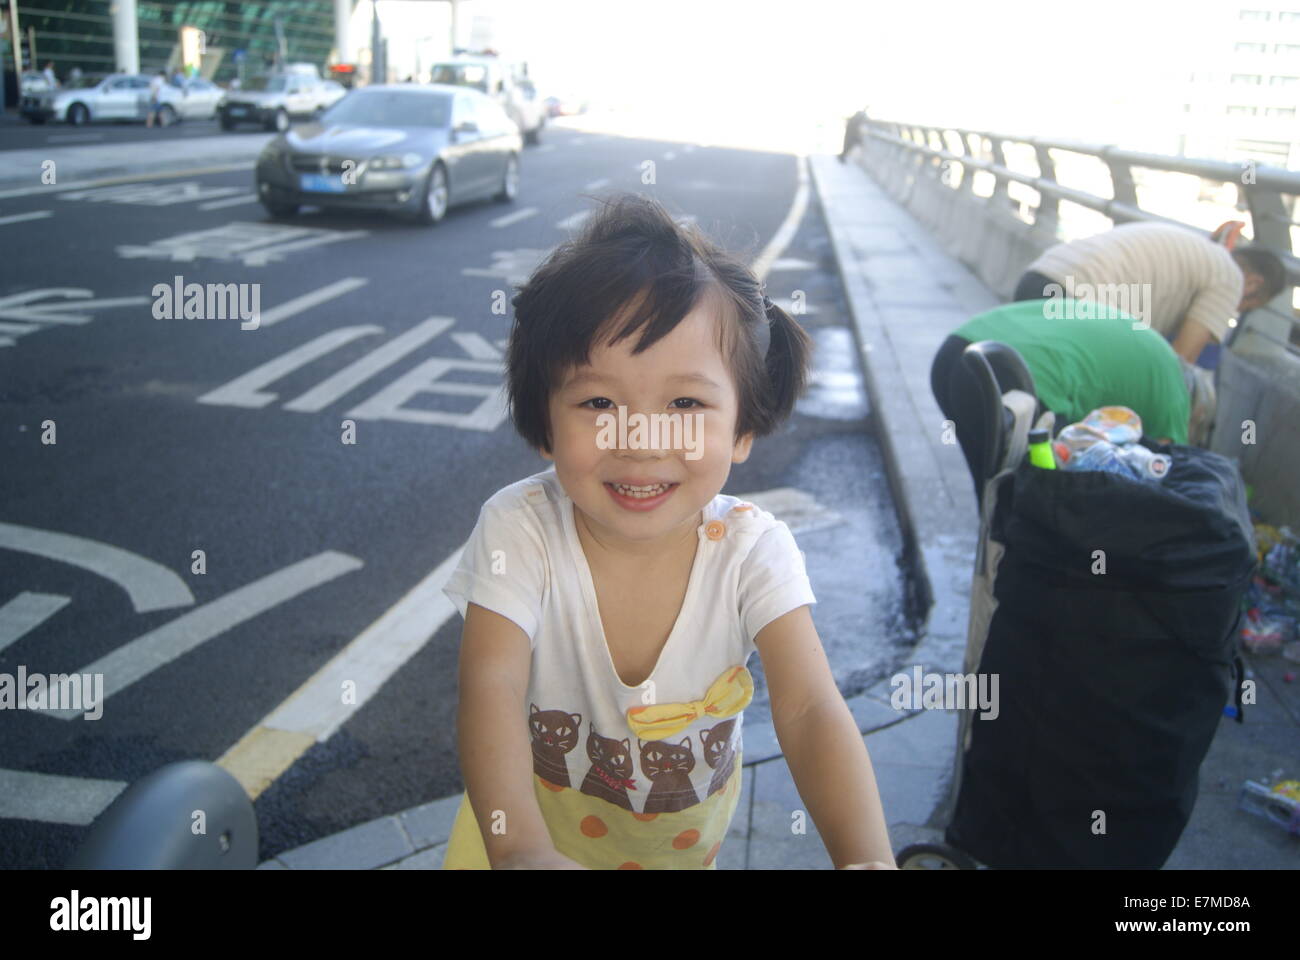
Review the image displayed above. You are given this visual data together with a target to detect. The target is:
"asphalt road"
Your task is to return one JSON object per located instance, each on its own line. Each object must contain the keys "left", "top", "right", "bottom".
{"left": 0, "top": 114, "right": 249, "bottom": 151}
{"left": 0, "top": 125, "right": 915, "bottom": 866}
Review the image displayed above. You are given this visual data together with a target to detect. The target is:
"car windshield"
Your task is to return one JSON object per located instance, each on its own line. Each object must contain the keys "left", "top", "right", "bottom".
{"left": 65, "top": 76, "right": 103, "bottom": 90}
{"left": 429, "top": 63, "right": 489, "bottom": 93}
{"left": 244, "top": 76, "right": 288, "bottom": 93}
{"left": 320, "top": 90, "right": 451, "bottom": 128}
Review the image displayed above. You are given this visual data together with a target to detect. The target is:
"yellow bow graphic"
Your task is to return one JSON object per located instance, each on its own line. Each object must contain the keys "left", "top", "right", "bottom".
{"left": 625, "top": 665, "right": 754, "bottom": 740}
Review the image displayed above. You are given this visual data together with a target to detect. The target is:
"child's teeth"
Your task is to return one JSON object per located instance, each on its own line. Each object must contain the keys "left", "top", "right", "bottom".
{"left": 612, "top": 482, "right": 670, "bottom": 498}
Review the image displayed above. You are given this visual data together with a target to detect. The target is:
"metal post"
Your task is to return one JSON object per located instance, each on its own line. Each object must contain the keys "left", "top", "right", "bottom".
{"left": 112, "top": 0, "right": 138, "bottom": 74}
{"left": 8, "top": 0, "right": 22, "bottom": 88}
{"left": 334, "top": 0, "right": 351, "bottom": 66}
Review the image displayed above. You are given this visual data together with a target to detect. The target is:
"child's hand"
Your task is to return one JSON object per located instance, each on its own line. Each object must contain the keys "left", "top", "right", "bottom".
{"left": 839, "top": 861, "right": 898, "bottom": 869}
{"left": 494, "top": 848, "right": 590, "bottom": 870}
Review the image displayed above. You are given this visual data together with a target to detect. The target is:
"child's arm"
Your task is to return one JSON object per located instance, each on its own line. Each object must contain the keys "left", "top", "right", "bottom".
{"left": 753, "top": 605, "right": 897, "bottom": 869}
{"left": 458, "top": 601, "right": 586, "bottom": 869}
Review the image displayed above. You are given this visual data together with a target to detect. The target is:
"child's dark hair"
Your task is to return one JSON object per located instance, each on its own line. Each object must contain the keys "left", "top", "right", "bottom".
{"left": 507, "top": 193, "right": 813, "bottom": 453}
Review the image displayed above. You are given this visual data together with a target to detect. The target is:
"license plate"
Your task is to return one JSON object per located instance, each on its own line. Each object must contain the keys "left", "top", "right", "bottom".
{"left": 300, "top": 173, "right": 346, "bottom": 193}
{"left": 228, "top": 106, "right": 247, "bottom": 116}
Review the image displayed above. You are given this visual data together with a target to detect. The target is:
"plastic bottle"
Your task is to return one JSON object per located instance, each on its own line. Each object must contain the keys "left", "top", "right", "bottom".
{"left": 1027, "top": 429, "right": 1056, "bottom": 469}
{"left": 1113, "top": 444, "right": 1172, "bottom": 481}
{"left": 1064, "top": 440, "right": 1172, "bottom": 482}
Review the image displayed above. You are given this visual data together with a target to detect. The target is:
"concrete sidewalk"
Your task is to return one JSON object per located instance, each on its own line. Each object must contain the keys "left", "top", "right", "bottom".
{"left": 255, "top": 151, "right": 1300, "bottom": 870}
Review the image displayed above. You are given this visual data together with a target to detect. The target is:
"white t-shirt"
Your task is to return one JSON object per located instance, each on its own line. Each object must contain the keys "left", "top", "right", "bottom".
{"left": 442, "top": 466, "right": 816, "bottom": 869}
{"left": 1028, "top": 222, "right": 1242, "bottom": 343}
{"left": 149, "top": 76, "right": 163, "bottom": 100}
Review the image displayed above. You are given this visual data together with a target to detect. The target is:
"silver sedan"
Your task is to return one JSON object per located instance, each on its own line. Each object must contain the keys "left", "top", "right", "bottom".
{"left": 254, "top": 84, "right": 522, "bottom": 225}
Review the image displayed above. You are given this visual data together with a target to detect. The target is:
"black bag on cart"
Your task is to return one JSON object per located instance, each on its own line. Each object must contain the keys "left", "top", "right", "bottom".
{"left": 945, "top": 441, "right": 1256, "bottom": 869}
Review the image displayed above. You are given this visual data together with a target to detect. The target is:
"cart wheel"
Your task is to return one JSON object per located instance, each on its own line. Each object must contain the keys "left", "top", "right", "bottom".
{"left": 896, "top": 843, "right": 978, "bottom": 870}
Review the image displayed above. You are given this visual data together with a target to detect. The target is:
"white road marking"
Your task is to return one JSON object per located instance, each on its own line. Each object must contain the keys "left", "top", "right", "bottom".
{"left": 0, "top": 211, "right": 52, "bottom": 226}
{"left": 495, "top": 338, "right": 509, "bottom": 351}
{"left": 117, "top": 222, "right": 367, "bottom": 266}
{"left": 0, "top": 522, "right": 194, "bottom": 614}
{"left": 489, "top": 206, "right": 537, "bottom": 228}
{"left": 769, "top": 257, "right": 817, "bottom": 271}
{"left": 257, "top": 277, "right": 369, "bottom": 329}
{"left": 460, "top": 247, "right": 549, "bottom": 286}
{"left": 0, "top": 592, "right": 71, "bottom": 654}
{"left": 46, "top": 551, "right": 363, "bottom": 720}
{"left": 0, "top": 289, "right": 151, "bottom": 327}
{"left": 0, "top": 769, "right": 127, "bottom": 825}
{"left": 0, "top": 162, "right": 254, "bottom": 201}
{"left": 751, "top": 154, "right": 809, "bottom": 283}
{"left": 60, "top": 181, "right": 243, "bottom": 206}
{"left": 217, "top": 547, "right": 464, "bottom": 798}
{"left": 584, "top": 178, "right": 610, "bottom": 190}
{"left": 283, "top": 317, "right": 453, "bottom": 412}
{"left": 198, "top": 193, "right": 259, "bottom": 211}
{"left": 450, "top": 331, "right": 503, "bottom": 361}
{"left": 197, "top": 325, "right": 383, "bottom": 409}
{"left": 346, "top": 358, "right": 509, "bottom": 431}
{"left": 556, "top": 210, "right": 590, "bottom": 231}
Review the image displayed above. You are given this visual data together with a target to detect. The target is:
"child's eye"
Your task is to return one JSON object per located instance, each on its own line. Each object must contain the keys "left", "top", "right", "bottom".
{"left": 671, "top": 398, "right": 702, "bottom": 409}
{"left": 581, "top": 397, "right": 614, "bottom": 410}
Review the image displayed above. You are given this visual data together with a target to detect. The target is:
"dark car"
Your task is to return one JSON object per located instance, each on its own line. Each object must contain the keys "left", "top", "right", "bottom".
{"left": 253, "top": 82, "right": 517, "bottom": 223}
{"left": 254, "top": 84, "right": 521, "bottom": 225}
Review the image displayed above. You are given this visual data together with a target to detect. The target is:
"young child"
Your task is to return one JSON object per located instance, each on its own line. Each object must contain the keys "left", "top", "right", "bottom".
{"left": 442, "top": 193, "right": 895, "bottom": 870}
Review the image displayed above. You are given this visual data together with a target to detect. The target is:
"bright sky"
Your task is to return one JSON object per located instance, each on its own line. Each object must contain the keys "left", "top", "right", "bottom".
{"left": 371, "top": 0, "right": 1249, "bottom": 149}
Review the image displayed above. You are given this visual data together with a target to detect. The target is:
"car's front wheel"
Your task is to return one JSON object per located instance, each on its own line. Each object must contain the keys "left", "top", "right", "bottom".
{"left": 261, "top": 194, "right": 299, "bottom": 218}
{"left": 157, "top": 105, "right": 177, "bottom": 127}
{"left": 416, "top": 163, "right": 449, "bottom": 225}
{"left": 268, "top": 108, "right": 289, "bottom": 133}
{"left": 495, "top": 154, "right": 519, "bottom": 203}
{"left": 67, "top": 103, "right": 89, "bottom": 126}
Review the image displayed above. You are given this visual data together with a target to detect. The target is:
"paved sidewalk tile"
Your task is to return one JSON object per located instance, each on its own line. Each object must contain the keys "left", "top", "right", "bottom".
{"left": 275, "top": 815, "right": 412, "bottom": 870}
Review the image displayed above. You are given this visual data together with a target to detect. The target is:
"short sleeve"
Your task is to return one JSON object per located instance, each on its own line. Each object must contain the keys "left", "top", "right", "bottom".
{"left": 442, "top": 498, "right": 546, "bottom": 647}
{"left": 738, "top": 522, "right": 816, "bottom": 642}
{"left": 1184, "top": 250, "right": 1242, "bottom": 343}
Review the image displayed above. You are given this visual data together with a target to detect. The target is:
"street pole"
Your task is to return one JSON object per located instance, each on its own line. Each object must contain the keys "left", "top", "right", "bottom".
{"left": 8, "top": 0, "right": 22, "bottom": 89}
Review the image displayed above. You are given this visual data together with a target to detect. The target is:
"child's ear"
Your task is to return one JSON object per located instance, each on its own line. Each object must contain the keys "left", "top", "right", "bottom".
{"left": 732, "top": 432, "right": 754, "bottom": 464}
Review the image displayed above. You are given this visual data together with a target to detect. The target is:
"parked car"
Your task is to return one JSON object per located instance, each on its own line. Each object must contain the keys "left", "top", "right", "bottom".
{"left": 20, "top": 73, "right": 152, "bottom": 125}
{"left": 164, "top": 76, "right": 224, "bottom": 121}
{"left": 319, "top": 80, "right": 349, "bottom": 111}
{"left": 220, "top": 73, "right": 334, "bottom": 131}
{"left": 544, "top": 92, "right": 588, "bottom": 118}
{"left": 20, "top": 71, "right": 53, "bottom": 97}
{"left": 254, "top": 84, "right": 521, "bottom": 225}
{"left": 428, "top": 55, "right": 546, "bottom": 145}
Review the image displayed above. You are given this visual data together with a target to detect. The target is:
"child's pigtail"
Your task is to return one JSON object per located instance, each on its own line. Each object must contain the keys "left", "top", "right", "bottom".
{"left": 760, "top": 294, "right": 813, "bottom": 430}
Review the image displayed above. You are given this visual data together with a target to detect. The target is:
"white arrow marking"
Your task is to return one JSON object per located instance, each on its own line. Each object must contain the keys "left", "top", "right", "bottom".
{"left": 450, "top": 331, "right": 503, "bottom": 361}
{"left": 0, "top": 523, "right": 194, "bottom": 614}
{"left": 0, "top": 289, "right": 150, "bottom": 326}
{"left": 556, "top": 210, "right": 590, "bottom": 231}
{"left": 197, "top": 325, "right": 383, "bottom": 409}
{"left": 0, "top": 211, "right": 52, "bottom": 226}
{"left": 0, "top": 592, "right": 71, "bottom": 654}
{"left": 198, "top": 194, "right": 259, "bottom": 211}
{"left": 45, "top": 551, "right": 363, "bottom": 720}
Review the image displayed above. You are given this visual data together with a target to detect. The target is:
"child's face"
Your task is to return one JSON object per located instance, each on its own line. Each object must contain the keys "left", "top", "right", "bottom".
{"left": 542, "top": 300, "right": 753, "bottom": 548}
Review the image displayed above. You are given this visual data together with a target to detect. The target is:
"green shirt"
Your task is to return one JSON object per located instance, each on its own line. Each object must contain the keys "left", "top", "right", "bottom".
{"left": 955, "top": 298, "right": 1190, "bottom": 444}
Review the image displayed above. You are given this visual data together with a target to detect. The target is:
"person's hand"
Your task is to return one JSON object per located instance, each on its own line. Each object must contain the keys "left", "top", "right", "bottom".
{"left": 494, "top": 848, "right": 590, "bottom": 870}
{"left": 839, "top": 860, "right": 898, "bottom": 869}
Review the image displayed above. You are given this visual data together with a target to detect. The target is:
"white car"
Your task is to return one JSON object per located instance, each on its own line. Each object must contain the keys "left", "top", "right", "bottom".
{"left": 21, "top": 73, "right": 152, "bottom": 125}
{"left": 163, "top": 77, "right": 224, "bottom": 121}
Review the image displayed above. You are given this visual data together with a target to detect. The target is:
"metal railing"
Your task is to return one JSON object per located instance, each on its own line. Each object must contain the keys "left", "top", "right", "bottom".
{"left": 854, "top": 118, "right": 1300, "bottom": 525}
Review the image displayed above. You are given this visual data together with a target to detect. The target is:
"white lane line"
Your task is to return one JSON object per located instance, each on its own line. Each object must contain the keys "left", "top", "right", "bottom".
{"left": 0, "top": 769, "right": 127, "bottom": 825}
{"left": 257, "top": 277, "right": 369, "bottom": 328}
{"left": 47, "top": 551, "right": 363, "bottom": 721}
{"left": 284, "top": 316, "right": 452, "bottom": 412}
{"left": 217, "top": 547, "right": 464, "bottom": 798}
{"left": 0, "top": 211, "right": 52, "bottom": 226}
{"left": 198, "top": 326, "right": 383, "bottom": 409}
{"left": 0, "top": 592, "right": 71, "bottom": 654}
{"left": 585, "top": 178, "right": 610, "bottom": 190}
{"left": 769, "top": 256, "right": 817, "bottom": 271}
{"left": 0, "top": 522, "right": 194, "bottom": 614}
{"left": 241, "top": 229, "right": 369, "bottom": 266}
{"left": 751, "top": 154, "right": 809, "bottom": 283}
{"left": 556, "top": 210, "right": 590, "bottom": 231}
{"left": 489, "top": 206, "right": 537, "bottom": 228}
{"left": 199, "top": 193, "right": 259, "bottom": 211}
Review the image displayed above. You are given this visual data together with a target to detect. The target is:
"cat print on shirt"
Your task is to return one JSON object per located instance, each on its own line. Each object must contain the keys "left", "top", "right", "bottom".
{"left": 639, "top": 737, "right": 699, "bottom": 813}
{"left": 580, "top": 727, "right": 636, "bottom": 811}
{"left": 530, "top": 704, "right": 581, "bottom": 788}
{"left": 700, "top": 718, "right": 738, "bottom": 798}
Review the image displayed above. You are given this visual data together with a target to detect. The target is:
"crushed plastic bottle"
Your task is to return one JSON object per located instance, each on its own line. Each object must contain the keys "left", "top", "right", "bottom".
{"left": 1063, "top": 439, "right": 1172, "bottom": 482}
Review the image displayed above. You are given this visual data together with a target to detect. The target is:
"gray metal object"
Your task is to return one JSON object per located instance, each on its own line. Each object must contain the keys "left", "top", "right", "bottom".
{"left": 67, "top": 761, "right": 257, "bottom": 869}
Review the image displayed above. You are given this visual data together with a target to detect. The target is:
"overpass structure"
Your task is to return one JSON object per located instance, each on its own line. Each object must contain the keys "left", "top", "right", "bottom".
{"left": 854, "top": 118, "right": 1300, "bottom": 527}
